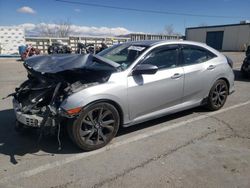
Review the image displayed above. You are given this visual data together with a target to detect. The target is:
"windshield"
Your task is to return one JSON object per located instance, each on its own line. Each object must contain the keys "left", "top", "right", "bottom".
{"left": 98, "top": 43, "right": 148, "bottom": 70}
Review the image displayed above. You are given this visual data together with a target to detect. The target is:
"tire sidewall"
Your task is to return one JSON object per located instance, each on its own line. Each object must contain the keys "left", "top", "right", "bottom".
{"left": 208, "top": 79, "right": 228, "bottom": 111}
{"left": 71, "top": 102, "right": 120, "bottom": 151}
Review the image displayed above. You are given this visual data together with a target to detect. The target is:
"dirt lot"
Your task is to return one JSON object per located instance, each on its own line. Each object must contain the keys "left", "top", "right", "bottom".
{"left": 0, "top": 52, "right": 250, "bottom": 188}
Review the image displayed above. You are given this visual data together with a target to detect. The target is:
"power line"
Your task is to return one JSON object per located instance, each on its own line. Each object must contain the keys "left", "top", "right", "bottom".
{"left": 55, "top": 0, "right": 247, "bottom": 19}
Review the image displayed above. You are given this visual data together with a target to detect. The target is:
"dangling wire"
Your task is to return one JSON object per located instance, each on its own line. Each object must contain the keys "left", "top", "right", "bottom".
{"left": 57, "top": 122, "right": 62, "bottom": 151}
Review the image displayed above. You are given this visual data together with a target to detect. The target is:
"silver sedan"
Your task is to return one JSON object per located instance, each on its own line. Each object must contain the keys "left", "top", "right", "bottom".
{"left": 13, "top": 40, "right": 235, "bottom": 151}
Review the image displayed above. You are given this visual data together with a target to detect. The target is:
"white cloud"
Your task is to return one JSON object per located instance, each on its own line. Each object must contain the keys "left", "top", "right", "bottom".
{"left": 20, "top": 23, "right": 36, "bottom": 30}
{"left": 18, "top": 23, "right": 132, "bottom": 37}
{"left": 70, "top": 25, "right": 131, "bottom": 36}
{"left": 17, "top": 6, "right": 36, "bottom": 14}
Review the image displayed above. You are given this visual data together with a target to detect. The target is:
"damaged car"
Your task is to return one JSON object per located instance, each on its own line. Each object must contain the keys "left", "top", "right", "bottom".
{"left": 9, "top": 40, "right": 235, "bottom": 151}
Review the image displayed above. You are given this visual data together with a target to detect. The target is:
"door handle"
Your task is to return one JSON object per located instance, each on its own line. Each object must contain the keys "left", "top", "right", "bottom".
{"left": 171, "top": 73, "right": 182, "bottom": 79}
{"left": 207, "top": 65, "right": 216, "bottom": 70}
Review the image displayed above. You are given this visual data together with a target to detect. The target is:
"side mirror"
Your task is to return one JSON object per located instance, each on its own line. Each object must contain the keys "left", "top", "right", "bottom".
{"left": 132, "top": 64, "right": 158, "bottom": 75}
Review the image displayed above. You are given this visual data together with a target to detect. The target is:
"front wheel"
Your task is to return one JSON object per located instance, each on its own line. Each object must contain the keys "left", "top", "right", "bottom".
{"left": 69, "top": 102, "right": 120, "bottom": 151}
{"left": 206, "top": 79, "right": 228, "bottom": 111}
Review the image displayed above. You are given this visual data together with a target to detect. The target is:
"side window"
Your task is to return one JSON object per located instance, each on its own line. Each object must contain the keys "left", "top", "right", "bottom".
{"left": 142, "top": 45, "right": 178, "bottom": 70}
{"left": 182, "top": 45, "right": 216, "bottom": 65}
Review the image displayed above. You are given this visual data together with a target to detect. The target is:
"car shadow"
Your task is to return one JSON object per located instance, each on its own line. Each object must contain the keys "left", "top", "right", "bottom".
{"left": 0, "top": 109, "right": 82, "bottom": 165}
{"left": 0, "top": 106, "right": 207, "bottom": 165}
{"left": 117, "top": 108, "right": 204, "bottom": 136}
{"left": 234, "top": 70, "right": 250, "bottom": 82}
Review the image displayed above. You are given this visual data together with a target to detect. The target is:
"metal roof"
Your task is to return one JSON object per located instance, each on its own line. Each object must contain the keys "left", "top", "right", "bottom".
{"left": 186, "top": 23, "right": 250, "bottom": 30}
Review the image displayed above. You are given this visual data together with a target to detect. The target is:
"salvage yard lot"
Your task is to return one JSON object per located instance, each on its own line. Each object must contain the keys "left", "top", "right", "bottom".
{"left": 0, "top": 52, "right": 250, "bottom": 188}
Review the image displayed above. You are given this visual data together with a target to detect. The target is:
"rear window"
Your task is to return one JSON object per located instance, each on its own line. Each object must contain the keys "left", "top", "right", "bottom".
{"left": 182, "top": 45, "right": 217, "bottom": 65}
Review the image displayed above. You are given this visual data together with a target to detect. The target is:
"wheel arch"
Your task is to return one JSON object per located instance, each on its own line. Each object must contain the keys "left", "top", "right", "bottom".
{"left": 202, "top": 77, "right": 230, "bottom": 105}
{"left": 217, "top": 77, "right": 230, "bottom": 94}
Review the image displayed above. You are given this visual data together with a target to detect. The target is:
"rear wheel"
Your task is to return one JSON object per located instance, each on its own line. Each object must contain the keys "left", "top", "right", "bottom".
{"left": 69, "top": 102, "right": 120, "bottom": 151}
{"left": 206, "top": 79, "right": 228, "bottom": 111}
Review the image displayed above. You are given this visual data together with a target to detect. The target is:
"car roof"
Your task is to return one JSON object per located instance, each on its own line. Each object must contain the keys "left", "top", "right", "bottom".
{"left": 121, "top": 40, "right": 222, "bottom": 58}
{"left": 124, "top": 40, "right": 207, "bottom": 48}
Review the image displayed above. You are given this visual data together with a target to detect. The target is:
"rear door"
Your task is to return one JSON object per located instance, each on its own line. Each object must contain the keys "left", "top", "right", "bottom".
{"left": 180, "top": 44, "right": 217, "bottom": 103}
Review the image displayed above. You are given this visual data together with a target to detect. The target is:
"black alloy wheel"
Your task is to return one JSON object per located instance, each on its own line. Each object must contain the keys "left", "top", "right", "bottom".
{"left": 207, "top": 79, "right": 228, "bottom": 111}
{"left": 69, "top": 102, "right": 120, "bottom": 151}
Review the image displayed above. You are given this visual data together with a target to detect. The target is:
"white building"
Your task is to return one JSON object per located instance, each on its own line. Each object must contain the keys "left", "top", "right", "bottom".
{"left": 0, "top": 26, "right": 25, "bottom": 55}
{"left": 186, "top": 22, "right": 250, "bottom": 51}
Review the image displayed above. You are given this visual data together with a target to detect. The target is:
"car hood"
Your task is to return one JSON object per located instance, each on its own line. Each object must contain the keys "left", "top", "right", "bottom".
{"left": 24, "top": 54, "right": 120, "bottom": 73}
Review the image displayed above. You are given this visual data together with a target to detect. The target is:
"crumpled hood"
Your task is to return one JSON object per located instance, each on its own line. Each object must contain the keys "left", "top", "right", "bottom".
{"left": 24, "top": 54, "right": 120, "bottom": 73}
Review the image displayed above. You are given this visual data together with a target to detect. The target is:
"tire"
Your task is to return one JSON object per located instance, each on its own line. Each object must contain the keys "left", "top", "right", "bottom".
{"left": 206, "top": 79, "right": 228, "bottom": 111}
{"left": 69, "top": 102, "right": 120, "bottom": 151}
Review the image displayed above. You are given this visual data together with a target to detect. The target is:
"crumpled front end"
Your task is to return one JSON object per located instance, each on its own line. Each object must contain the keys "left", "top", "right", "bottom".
{"left": 11, "top": 54, "right": 116, "bottom": 137}
{"left": 12, "top": 74, "right": 66, "bottom": 134}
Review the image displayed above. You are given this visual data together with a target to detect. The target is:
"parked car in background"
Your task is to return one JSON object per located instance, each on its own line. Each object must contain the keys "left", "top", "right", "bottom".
{"left": 241, "top": 51, "right": 250, "bottom": 77}
{"left": 76, "top": 42, "right": 108, "bottom": 54}
{"left": 19, "top": 44, "right": 40, "bottom": 61}
{"left": 48, "top": 41, "right": 72, "bottom": 54}
{"left": 11, "top": 40, "right": 235, "bottom": 151}
{"left": 245, "top": 45, "right": 250, "bottom": 57}
{"left": 76, "top": 42, "right": 87, "bottom": 54}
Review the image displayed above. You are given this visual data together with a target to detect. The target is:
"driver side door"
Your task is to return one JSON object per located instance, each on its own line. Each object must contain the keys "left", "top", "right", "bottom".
{"left": 127, "top": 44, "right": 184, "bottom": 121}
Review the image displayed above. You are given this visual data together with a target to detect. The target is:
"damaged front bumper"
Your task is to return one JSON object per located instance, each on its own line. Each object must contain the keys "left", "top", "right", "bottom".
{"left": 13, "top": 98, "right": 73, "bottom": 128}
{"left": 13, "top": 98, "right": 44, "bottom": 127}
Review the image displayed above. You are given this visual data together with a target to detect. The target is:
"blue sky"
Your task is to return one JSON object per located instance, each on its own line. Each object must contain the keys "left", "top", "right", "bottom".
{"left": 0, "top": 0, "right": 250, "bottom": 35}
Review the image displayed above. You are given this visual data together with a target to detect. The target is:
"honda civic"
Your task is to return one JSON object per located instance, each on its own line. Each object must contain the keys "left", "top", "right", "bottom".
{"left": 11, "top": 40, "right": 235, "bottom": 151}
